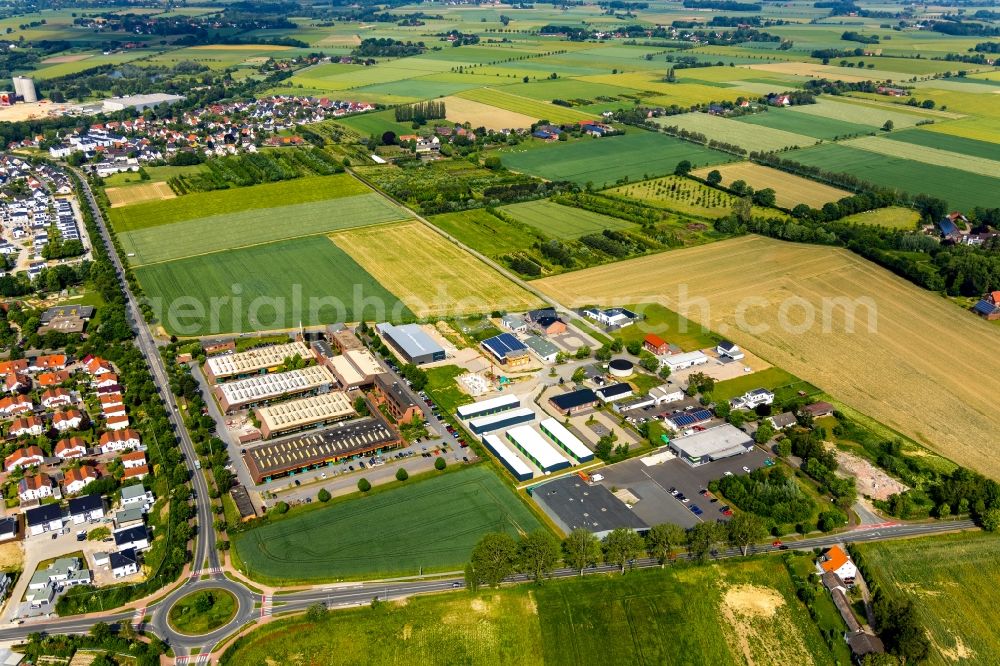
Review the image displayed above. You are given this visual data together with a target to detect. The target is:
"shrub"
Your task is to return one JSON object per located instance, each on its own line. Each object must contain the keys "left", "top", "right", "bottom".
{"left": 396, "top": 468, "right": 409, "bottom": 481}
{"left": 434, "top": 457, "right": 446, "bottom": 471}
{"left": 357, "top": 478, "right": 371, "bottom": 492}
{"left": 318, "top": 488, "right": 331, "bottom": 502}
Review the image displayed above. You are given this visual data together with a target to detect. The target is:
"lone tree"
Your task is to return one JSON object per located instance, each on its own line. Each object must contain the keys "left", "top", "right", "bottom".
{"left": 563, "top": 528, "right": 602, "bottom": 575}
{"left": 603, "top": 528, "right": 645, "bottom": 574}
{"left": 396, "top": 468, "right": 409, "bottom": 481}
{"left": 881, "top": 119, "right": 894, "bottom": 132}
{"left": 706, "top": 169, "right": 722, "bottom": 186}
{"left": 317, "top": 488, "right": 331, "bottom": 503}
{"left": 470, "top": 532, "right": 519, "bottom": 587}
{"left": 434, "top": 457, "right": 447, "bottom": 471}
{"left": 674, "top": 159, "right": 692, "bottom": 176}
{"left": 726, "top": 513, "right": 766, "bottom": 556}
{"left": 645, "top": 523, "right": 685, "bottom": 567}
{"left": 357, "top": 478, "right": 371, "bottom": 493}
{"left": 686, "top": 522, "right": 723, "bottom": 562}
{"left": 519, "top": 530, "right": 561, "bottom": 583}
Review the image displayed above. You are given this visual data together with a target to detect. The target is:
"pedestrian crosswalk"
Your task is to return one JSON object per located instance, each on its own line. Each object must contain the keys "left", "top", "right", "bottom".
{"left": 131, "top": 607, "right": 145, "bottom": 628}
{"left": 174, "top": 654, "right": 211, "bottom": 665}
{"left": 260, "top": 594, "right": 272, "bottom": 618}
{"left": 190, "top": 567, "right": 223, "bottom": 578}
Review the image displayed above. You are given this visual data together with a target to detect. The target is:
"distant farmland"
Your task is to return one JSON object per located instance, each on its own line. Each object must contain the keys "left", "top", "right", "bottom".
{"left": 691, "top": 162, "right": 849, "bottom": 209}
{"left": 536, "top": 235, "right": 1000, "bottom": 478}
{"left": 656, "top": 112, "right": 815, "bottom": 152}
{"left": 136, "top": 236, "right": 408, "bottom": 336}
{"left": 502, "top": 132, "right": 734, "bottom": 187}
{"left": 499, "top": 200, "right": 635, "bottom": 239}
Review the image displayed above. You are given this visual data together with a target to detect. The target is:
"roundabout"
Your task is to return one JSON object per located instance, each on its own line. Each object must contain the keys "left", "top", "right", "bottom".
{"left": 147, "top": 576, "right": 260, "bottom": 654}
{"left": 167, "top": 588, "right": 239, "bottom": 636}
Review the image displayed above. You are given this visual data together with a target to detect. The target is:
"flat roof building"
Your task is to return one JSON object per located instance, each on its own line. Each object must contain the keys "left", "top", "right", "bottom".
{"left": 229, "top": 485, "right": 257, "bottom": 521}
{"left": 506, "top": 426, "right": 570, "bottom": 473}
{"left": 524, "top": 335, "right": 559, "bottom": 363}
{"left": 215, "top": 365, "right": 335, "bottom": 413}
{"left": 669, "top": 424, "right": 753, "bottom": 466}
{"left": 482, "top": 434, "right": 533, "bottom": 482}
{"left": 662, "top": 350, "right": 709, "bottom": 372}
{"left": 376, "top": 323, "right": 444, "bottom": 365}
{"left": 371, "top": 373, "right": 422, "bottom": 424}
{"left": 204, "top": 341, "right": 308, "bottom": 382}
{"left": 255, "top": 391, "right": 355, "bottom": 439}
{"left": 328, "top": 349, "right": 382, "bottom": 389}
{"left": 539, "top": 418, "right": 594, "bottom": 463}
{"left": 469, "top": 407, "right": 535, "bottom": 435}
{"left": 243, "top": 417, "right": 401, "bottom": 483}
{"left": 549, "top": 388, "right": 598, "bottom": 415}
{"left": 457, "top": 393, "right": 520, "bottom": 420}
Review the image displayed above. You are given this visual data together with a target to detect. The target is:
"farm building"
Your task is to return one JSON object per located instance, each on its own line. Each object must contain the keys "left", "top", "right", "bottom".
{"left": 215, "top": 365, "right": 335, "bottom": 413}
{"left": 662, "top": 350, "right": 708, "bottom": 372}
{"left": 539, "top": 418, "right": 594, "bottom": 463}
{"left": 203, "top": 341, "right": 309, "bottom": 382}
{"left": 370, "top": 373, "right": 423, "bottom": 423}
{"left": 376, "top": 323, "right": 445, "bottom": 365}
{"left": 716, "top": 340, "right": 745, "bottom": 361}
{"left": 816, "top": 545, "right": 857, "bottom": 584}
{"left": 803, "top": 401, "right": 834, "bottom": 418}
{"left": 243, "top": 416, "right": 401, "bottom": 484}
{"left": 481, "top": 333, "right": 531, "bottom": 367}
{"left": 468, "top": 407, "right": 535, "bottom": 435}
{"left": 596, "top": 383, "right": 633, "bottom": 403}
{"left": 972, "top": 291, "right": 1000, "bottom": 320}
{"left": 524, "top": 336, "right": 559, "bottom": 363}
{"left": 644, "top": 334, "right": 670, "bottom": 356}
{"left": 457, "top": 393, "right": 520, "bottom": 421}
{"left": 482, "top": 434, "right": 533, "bottom": 482}
{"left": 669, "top": 424, "right": 753, "bottom": 466}
{"left": 255, "top": 391, "right": 355, "bottom": 439}
{"left": 326, "top": 349, "right": 383, "bottom": 389}
{"left": 583, "top": 307, "right": 637, "bottom": 329}
{"left": 534, "top": 316, "right": 567, "bottom": 336}
{"left": 549, "top": 388, "right": 598, "bottom": 415}
{"left": 506, "top": 426, "right": 570, "bottom": 473}
{"left": 501, "top": 314, "right": 527, "bottom": 333}
{"left": 651, "top": 384, "right": 685, "bottom": 404}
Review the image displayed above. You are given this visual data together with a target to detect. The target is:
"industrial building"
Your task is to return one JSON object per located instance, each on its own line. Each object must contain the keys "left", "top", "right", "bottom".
{"left": 456, "top": 393, "right": 519, "bottom": 421}
{"left": 506, "top": 426, "right": 570, "bottom": 473}
{"left": 523, "top": 335, "right": 559, "bottom": 364}
{"left": 203, "top": 341, "right": 308, "bottom": 382}
{"left": 482, "top": 434, "right": 534, "bottom": 482}
{"left": 549, "top": 388, "right": 598, "bottom": 415}
{"left": 468, "top": 407, "right": 535, "bottom": 435}
{"left": 326, "top": 349, "right": 383, "bottom": 389}
{"left": 539, "top": 418, "right": 594, "bottom": 463}
{"left": 481, "top": 333, "right": 531, "bottom": 367}
{"left": 371, "top": 373, "right": 423, "bottom": 423}
{"left": 376, "top": 323, "right": 445, "bottom": 365}
{"left": 243, "top": 416, "right": 401, "bottom": 484}
{"left": 662, "top": 350, "right": 709, "bottom": 372}
{"left": 102, "top": 93, "right": 185, "bottom": 112}
{"left": 669, "top": 424, "right": 754, "bottom": 466}
{"left": 255, "top": 391, "right": 355, "bottom": 439}
{"left": 596, "top": 383, "right": 633, "bottom": 403}
{"left": 215, "top": 365, "right": 335, "bottom": 413}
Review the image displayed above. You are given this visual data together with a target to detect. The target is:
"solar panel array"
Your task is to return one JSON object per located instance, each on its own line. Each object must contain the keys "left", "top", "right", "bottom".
{"left": 668, "top": 409, "right": 713, "bottom": 428}
{"left": 482, "top": 333, "right": 529, "bottom": 359}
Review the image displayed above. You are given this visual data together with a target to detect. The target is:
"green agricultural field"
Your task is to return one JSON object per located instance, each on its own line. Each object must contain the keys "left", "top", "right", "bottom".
{"left": 135, "top": 236, "right": 408, "bottom": 336}
{"left": 787, "top": 98, "right": 933, "bottom": 129}
{"left": 607, "top": 176, "right": 776, "bottom": 220}
{"left": 613, "top": 303, "right": 718, "bottom": 352}
{"left": 855, "top": 532, "right": 1000, "bottom": 666}
{"left": 710, "top": 367, "right": 817, "bottom": 403}
{"left": 232, "top": 466, "right": 542, "bottom": 583}
{"left": 734, "top": 110, "right": 872, "bottom": 140}
{"left": 782, "top": 143, "right": 1000, "bottom": 210}
{"left": 428, "top": 209, "right": 540, "bottom": 257}
{"left": 102, "top": 165, "right": 204, "bottom": 187}
{"left": 334, "top": 109, "right": 416, "bottom": 138}
{"left": 840, "top": 207, "right": 920, "bottom": 230}
{"left": 501, "top": 132, "right": 734, "bottom": 187}
{"left": 884, "top": 128, "right": 1000, "bottom": 161}
{"left": 108, "top": 175, "right": 369, "bottom": 232}
{"left": 839, "top": 135, "right": 1000, "bottom": 177}
{"left": 656, "top": 112, "right": 815, "bottom": 152}
{"left": 220, "top": 555, "right": 838, "bottom": 666}
{"left": 499, "top": 200, "right": 636, "bottom": 239}
{"left": 119, "top": 194, "right": 404, "bottom": 265}
{"left": 457, "top": 87, "right": 595, "bottom": 123}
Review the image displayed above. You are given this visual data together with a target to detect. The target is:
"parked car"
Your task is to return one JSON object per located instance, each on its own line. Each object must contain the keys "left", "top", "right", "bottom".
{"left": 742, "top": 466, "right": 752, "bottom": 473}
{"left": 690, "top": 505, "right": 703, "bottom": 515}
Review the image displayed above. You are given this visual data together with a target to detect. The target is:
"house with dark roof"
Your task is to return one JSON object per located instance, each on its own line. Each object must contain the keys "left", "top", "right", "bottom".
{"left": 595, "top": 382, "right": 633, "bottom": 403}
{"left": 68, "top": 494, "right": 104, "bottom": 524}
{"left": 973, "top": 291, "right": 1000, "bottom": 320}
{"left": 113, "top": 525, "right": 149, "bottom": 552}
{"left": 549, "top": 388, "right": 598, "bottom": 415}
{"left": 110, "top": 548, "right": 139, "bottom": 578}
{"left": 26, "top": 504, "right": 64, "bottom": 536}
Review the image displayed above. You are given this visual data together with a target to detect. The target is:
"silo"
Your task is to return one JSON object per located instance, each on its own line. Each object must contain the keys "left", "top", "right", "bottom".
{"left": 13, "top": 76, "right": 36, "bottom": 103}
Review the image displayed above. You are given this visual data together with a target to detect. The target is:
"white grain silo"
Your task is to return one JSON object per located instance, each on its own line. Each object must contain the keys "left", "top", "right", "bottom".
{"left": 13, "top": 76, "right": 36, "bottom": 103}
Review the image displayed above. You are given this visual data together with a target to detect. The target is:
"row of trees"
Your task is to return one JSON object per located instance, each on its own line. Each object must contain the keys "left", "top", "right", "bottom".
{"left": 466, "top": 518, "right": 769, "bottom": 588}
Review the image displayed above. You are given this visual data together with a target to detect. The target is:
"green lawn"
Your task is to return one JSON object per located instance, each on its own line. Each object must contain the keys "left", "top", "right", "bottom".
{"left": 119, "top": 193, "right": 405, "bottom": 265}
{"left": 108, "top": 174, "right": 370, "bottom": 232}
{"left": 710, "top": 367, "right": 817, "bottom": 403}
{"left": 135, "top": 236, "right": 409, "bottom": 336}
{"left": 501, "top": 132, "right": 734, "bottom": 188}
{"left": 103, "top": 164, "right": 205, "bottom": 187}
{"left": 335, "top": 109, "right": 416, "bottom": 138}
{"left": 499, "top": 200, "right": 636, "bottom": 239}
{"left": 231, "top": 466, "right": 542, "bottom": 583}
{"left": 613, "top": 303, "right": 718, "bottom": 352}
{"left": 428, "top": 209, "right": 540, "bottom": 258}
{"left": 220, "top": 555, "right": 837, "bottom": 665}
{"left": 840, "top": 207, "right": 920, "bottom": 230}
{"left": 168, "top": 589, "right": 238, "bottom": 635}
{"left": 855, "top": 532, "right": 1000, "bottom": 666}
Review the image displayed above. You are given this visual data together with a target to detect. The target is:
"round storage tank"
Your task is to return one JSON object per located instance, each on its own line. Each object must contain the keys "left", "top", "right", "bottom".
{"left": 609, "top": 358, "right": 634, "bottom": 378}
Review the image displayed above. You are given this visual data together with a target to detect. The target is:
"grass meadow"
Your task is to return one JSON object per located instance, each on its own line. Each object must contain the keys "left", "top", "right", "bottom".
{"left": 733, "top": 110, "right": 873, "bottom": 140}
{"left": 498, "top": 200, "right": 636, "bottom": 239}
{"left": 710, "top": 367, "right": 817, "bottom": 403}
{"left": 657, "top": 112, "right": 816, "bottom": 152}
{"left": 108, "top": 175, "right": 369, "bottom": 232}
{"left": 502, "top": 132, "right": 733, "bottom": 187}
{"left": 232, "top": 466, "right": 542, "bottom": 583}
{"left": 840, "top": 207, "right": 920, "bottom": 230}
{"left": 456, "top": 87, "right": 596, "bottom": 123}
{"left": 220, "top": 555, "right": 838, "bottom": 666}
{"left": 428, "top": 209, "right": 540, "bottom": 257}
{"left": 119, "top": 193, "right": 404, "bottom": 265}
{"left": 135, "top": 236, "right": 407, "bottom": 336}
{"left": 884, "top": 129, "right": 1000, "bottom": 161}
{"left": 856, "top": 532, "right": 1000, "bottom": 665}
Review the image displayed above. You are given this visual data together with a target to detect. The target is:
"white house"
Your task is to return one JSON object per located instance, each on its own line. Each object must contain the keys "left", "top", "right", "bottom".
{"left": 52, "top": 410, "right": 84, "bottom": 432}
{"left": 583, "top": 307, "right": 637, "bottom": 329}
{"left": 25, "top": 504, "right": 64, "bottom": 536}
{"left": 5, "top": 445, "right": 45, "bottom": 472}
{"left": 110, "top": 548, "right": 139, "bottom": 578}
{"left": 40, "top": 388, "right": 72, "bottom": 409}
{"left": 113, "top": 525, "right": 150, "bottom": 552}
{"left": 730, "top": 388, "right": 775, "bottom": 411}
{"left": 716, "top": 340, "right": 745, "bottom": 361}
{"left": 120, "top": 484, "right": 154, "bottom": 513}
{"left": 99, "top": 429, "right": 141, "bottom": 454}
{"left": 54, "top": 437, "right": 87, "bottom": 459}
{"left": 650, "top": 384, "right": 685, "bottom": 405}
{"left": 120, "top": 450, "right": 147, "bottom": 470}
{"left": 63, "top": 465, "right": 98, "bottom": 495}
{"left": 816, "top": 546, "right": 857, "bottom": 585}
{"left": 500, "top": 314, "right": 528, "bottom": 333}
{"left": 18, "top": 474, "right": 53, "bottom": 502}
{"left": 9, "top": 416, "right": 44, "bottom": 438}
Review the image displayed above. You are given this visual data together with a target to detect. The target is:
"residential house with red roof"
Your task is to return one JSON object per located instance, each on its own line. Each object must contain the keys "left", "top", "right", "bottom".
{"left": 99, "top": 429, "right": 141, "bottom": 454}
{"left": 0, "top": 395, "right": 33, "bottom": 417}
{"left": 120, "top": 450, "right": 146, "bottom": 469}
{"left": 55, "top": 437, "right": 88, "bottom": 460}
{"left": 5, "top": 445, "right": 44, "bottom": 471}
{"left": 9, "top": 416, "right": 44, "bottom": 437}
{"left": 63, "top": 465, "right": 98, "bottom": 495}
{"left": 643, "top": 333, "right": 670, "bottom": 356}
{"left": 106, "top": 414, "right": 130, "bottom": 431}
{"left": 53, "top": 409, "right": 84, "bottom": 432}
{"left": 122, "top": 465, "right": 148, "bottom": 481}
{"left": 816, "top": 545, "right": 857, "bottom": 585}
{"left": 28, "top": 354, "right": 67, "bottom": 373}
{"left": 18, "top": 473, "right": 53, "bottom": 502}
{"left": 41, "top": 388, "right": 72, "bottom": 409}
{"left": 36, "top": 371, "right": 70, "bottom": 387}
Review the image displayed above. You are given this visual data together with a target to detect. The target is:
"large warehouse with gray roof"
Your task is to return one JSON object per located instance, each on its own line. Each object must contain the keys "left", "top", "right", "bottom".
{"left": 376, "top": 323, "right": 444, "bottom": 365}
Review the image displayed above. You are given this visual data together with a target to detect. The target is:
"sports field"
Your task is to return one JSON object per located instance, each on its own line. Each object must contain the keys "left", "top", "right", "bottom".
{"left": 856, "top": 532, "right": 1000, "bottom": 665}
{"left": 105, "top": 182, "right": 176, "bottom": 207}
{"left": 119, "top": 193, "right": 404, "bottom": 265}
{"left": 231, "top": 466, "right": 543, "bottom": 582}
{"left": 502, "top": 132, "right": 733, "bottom": 187}
{"left": 783, "top": 143, "right": 1000, "bottom": 210}
{"left": 331, "top": 221, "right": 541, "bottom": 317}
{"left": 136, "top": 236, "right": 408, "bottom": 336}
{"left": 536, "top": 235, "right": 1000, "bottom": 478}
{"left": 220, "top": 555, "right": 838, "bottom": 665}
{"left": 691, "top": 162, "right": 849, "bottom": 209}
{"left": 108, "top": 175, "right": 369, "bottom": 232}
{"left": 657, "top": 112, "right": 815, "bottom": 152}
{"left": 498, "top": 200, "right": 635, "bottom": 239}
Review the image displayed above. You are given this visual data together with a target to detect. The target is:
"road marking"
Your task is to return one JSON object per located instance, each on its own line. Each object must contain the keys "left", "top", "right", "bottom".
{"left": 260, "top": 594, "right": 272, "bottom": 618}
{"left": 131, "top": 607, "right": 145, "bottom": 628}
{"left": 190, "top": 567, "right": 222, "bottom": 578}
{"left": 174, "top": 655, "right": 211, "bottom": 665}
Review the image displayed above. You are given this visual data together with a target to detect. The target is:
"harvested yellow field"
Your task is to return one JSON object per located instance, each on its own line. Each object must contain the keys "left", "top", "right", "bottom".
{"left": 441, "top": 95, "right": 536, "bottom": 130}
{"left": 742, "top": 62, "right": 884, "bottom": 83}
{"left": 189, "top": 44, "right": 292, "bottom": 51}
{"left": 105, "top": 182, "right": 176, "bottom": 207}
{"left": 536, "top": 235, "right": 1000, "bottom": 477}
{"left": 692, "top": 162, "right": 849, "bottom": 209}
{"left": 331, "top": 221, "right": 542, "bottom": 317}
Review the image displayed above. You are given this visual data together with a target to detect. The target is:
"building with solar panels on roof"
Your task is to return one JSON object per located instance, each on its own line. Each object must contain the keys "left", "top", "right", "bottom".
{"left": 666, "top": 408, "right": 714, "bottom": 431}
{"left": 481, "top": 333, "right": 531, "bottom": 368}
{"left": 669, "top": 424, "right": 753, "bottom": 466}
